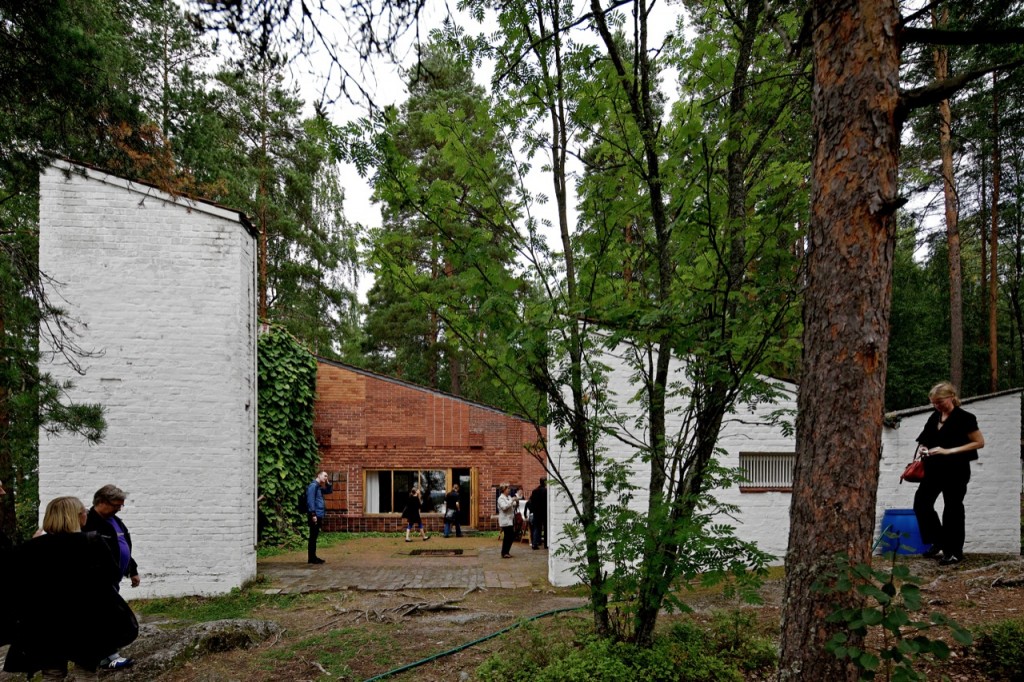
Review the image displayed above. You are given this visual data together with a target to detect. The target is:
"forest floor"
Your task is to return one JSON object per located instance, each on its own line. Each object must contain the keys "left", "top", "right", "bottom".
{"left": 134, "top": 534, "right": 1024, "bottom": 682}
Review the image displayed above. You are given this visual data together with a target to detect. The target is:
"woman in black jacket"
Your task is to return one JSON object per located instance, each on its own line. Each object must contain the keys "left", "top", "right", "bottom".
{"left": 913, "top": 382, "right": 985, "bottom": 567}
{"left": 2, "top": 496, "right": 138, "bottom": 681}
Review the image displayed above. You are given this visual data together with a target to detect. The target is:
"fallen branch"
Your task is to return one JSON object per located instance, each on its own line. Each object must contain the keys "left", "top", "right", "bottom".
{"left": 991, "top": 575, "right": 1024, "bottom": 588}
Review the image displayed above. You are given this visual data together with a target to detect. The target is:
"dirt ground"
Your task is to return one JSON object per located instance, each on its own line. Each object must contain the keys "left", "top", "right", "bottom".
{"left": 137, "top": 535, "right": 1024, "bottom": 682}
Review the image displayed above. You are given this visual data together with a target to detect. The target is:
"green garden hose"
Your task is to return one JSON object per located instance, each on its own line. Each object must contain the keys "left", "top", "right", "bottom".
{"left": 362, "top": 605, "right": 587, "bottom": 682}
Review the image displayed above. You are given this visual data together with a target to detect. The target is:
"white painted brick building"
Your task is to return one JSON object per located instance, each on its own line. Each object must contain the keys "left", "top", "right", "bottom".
{"left": 38, "top": 161, "right": 258, "bottom": 598}
{"left": 547, "top": 344, "right": 1022, "bottom": 586}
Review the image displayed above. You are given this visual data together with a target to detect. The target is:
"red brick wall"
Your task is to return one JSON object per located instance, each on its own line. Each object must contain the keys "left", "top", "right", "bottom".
{"left": 314, "top": 360, "right": 547, "bottom": 532}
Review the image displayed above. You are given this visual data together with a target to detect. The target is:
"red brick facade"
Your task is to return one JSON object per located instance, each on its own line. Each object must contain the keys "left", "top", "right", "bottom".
{"left": 314, "top": 359, "right": 547, "bottom": 533}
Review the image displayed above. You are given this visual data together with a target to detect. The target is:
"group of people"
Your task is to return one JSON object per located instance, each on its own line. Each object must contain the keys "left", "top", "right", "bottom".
{"left": 393, "top": 478, "right": 548, "bottom": 557}
{"left": 0, "top": 484, "right": 141, "bottom": 681}
{"left": 496, "top": 478, "right": 547, "bottom": 558}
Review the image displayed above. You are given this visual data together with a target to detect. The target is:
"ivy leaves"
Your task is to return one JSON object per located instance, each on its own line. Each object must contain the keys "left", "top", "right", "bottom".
{"left": 257, "top": 326, "right": 319, "bottom": 545}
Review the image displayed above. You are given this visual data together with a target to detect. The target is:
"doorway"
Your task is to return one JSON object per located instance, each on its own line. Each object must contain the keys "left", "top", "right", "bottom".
{"left": 453, "top": 468, "right": 472, "bottom": 527}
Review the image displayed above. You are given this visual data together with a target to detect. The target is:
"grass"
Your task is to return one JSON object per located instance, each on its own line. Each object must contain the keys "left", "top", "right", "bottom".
{"left": 261, "top": 625, "right": 401, "bottom": 681}
{"left": 133, "top": 578, "right": 313, "bottom": 621}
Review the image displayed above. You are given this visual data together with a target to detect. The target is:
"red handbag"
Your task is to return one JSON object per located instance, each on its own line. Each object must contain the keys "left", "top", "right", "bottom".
{"left": 900, "top": 450, "right": 926, "bottom": 484}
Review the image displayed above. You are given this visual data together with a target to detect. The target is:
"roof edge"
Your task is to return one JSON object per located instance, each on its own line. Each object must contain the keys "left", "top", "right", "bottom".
{"left": 315, "top": 356, "right": 539, "bottom": 427}
{"left": 49, "top": 159, "right": 257, "bottom": 239}
{"left": 884, "top": 387, "right": 1022, "bottom": 427}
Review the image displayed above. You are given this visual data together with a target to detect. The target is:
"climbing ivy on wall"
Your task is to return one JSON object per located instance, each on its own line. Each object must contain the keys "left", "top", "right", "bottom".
{"left": 257, "top": 325, "right": 319, "bottom": 546}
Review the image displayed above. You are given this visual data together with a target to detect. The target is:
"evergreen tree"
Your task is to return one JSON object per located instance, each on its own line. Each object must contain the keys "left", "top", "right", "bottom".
{"left": 212, "top": 45, "right": 361, "bottom": 355}
{"left": 361, "top": 38, "right": 530, "bottom": 408}
{"left": 0, "top": 0, "right": 156, "bottom": 540}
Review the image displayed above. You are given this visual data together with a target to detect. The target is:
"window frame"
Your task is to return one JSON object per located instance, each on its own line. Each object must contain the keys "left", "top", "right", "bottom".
{"left": 364, "top": 468, "right": 448, "bottom": 514}
{"left": 738, "top": 451, "right": 795, "bottom": 492}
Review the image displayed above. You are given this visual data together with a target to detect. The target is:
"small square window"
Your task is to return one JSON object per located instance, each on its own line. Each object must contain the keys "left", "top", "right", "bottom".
{"left": 738, "top": 452, "right": 795, "bottom": 491}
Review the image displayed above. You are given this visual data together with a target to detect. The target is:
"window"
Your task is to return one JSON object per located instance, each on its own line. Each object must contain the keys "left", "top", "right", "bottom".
{"left": 738, "top": 452, "right": 795, "bottom": 491}
{"left": 365, "top": 469, "right": 447, "bottom": 513}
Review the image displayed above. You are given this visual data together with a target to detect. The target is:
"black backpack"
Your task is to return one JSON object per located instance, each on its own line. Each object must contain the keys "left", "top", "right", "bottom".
{"left": 298, "top": 490, "right": 309, "bottom": 514}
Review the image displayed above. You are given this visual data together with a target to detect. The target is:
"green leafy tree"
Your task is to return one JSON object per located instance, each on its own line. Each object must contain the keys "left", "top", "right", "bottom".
{"left": 392, "top": 0, "right": 810, "bottom": 645}
{"left": 557, "top": 0, "right": 807, "bottom": 644}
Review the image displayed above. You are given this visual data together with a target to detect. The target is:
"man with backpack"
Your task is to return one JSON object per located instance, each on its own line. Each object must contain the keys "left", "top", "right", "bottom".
{"left": 305, "top": 471, "right": 333, "bottom": 564}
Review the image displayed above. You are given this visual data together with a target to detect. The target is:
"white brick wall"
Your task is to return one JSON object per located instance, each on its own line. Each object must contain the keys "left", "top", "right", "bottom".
{"left": 547, "top": 345, "right": 1022, "bottom": 586}
{"left": 38, "top": 161, "right": 258, "bottom": 598}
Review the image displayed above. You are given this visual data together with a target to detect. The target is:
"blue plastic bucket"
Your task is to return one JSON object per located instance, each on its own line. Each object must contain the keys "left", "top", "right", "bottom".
{"left": 876, "top": 508, "right": 927, "bottom": 555}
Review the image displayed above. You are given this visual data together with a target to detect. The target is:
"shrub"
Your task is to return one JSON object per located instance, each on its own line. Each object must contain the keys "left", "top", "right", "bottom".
{"left": 708, "top": 609, "right": 778, "bottom": 673}
{"left": 475, "top": 622, "right": 568, "bottom": 682}
{"left": 476, "top": 617, "right": 756, "bottom": 682}
{"left": 819, "top": 552, "right": 971, "bottom": 681}
{"left": 975, "top": 618, "right": 1024, "bottom": 681}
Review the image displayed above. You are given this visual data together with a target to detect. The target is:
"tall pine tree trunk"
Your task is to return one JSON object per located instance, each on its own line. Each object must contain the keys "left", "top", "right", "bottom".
{"left": 778, "top": 0, "right": 899, "bottom": 677}
{"left": 933, "top": 7, "right": 963, "bottom": 390}
{"left": 0, "top": 312, "right": 12, "bottom": 541}
{"left": 990, "top": 72, "right": 1001, "bottom": 392}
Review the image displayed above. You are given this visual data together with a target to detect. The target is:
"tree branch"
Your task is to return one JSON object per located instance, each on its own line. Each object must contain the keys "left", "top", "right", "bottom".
{"left": 898, "top": 57, "right": 1024, "bottom": 121}
{"left": 902, "top": 25, "right": 1024, "bottom": 46}
{"left": 900, "top": 1, "right": 942, "bottom": 29}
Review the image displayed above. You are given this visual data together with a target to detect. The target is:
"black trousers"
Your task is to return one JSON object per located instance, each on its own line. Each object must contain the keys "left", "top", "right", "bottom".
{"left": 530, "top": 515, "right": 547, "bottom": 548}
{"left": 913, "top": 463, "right": 970, "bottom": 557}
{"left": 308, "top": 515, "right": 322, "bottom": 560}
{"left": 500, "top": 525, "right": 515, "bottom": 556}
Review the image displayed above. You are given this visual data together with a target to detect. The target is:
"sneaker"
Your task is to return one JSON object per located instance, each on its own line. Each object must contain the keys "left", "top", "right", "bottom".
{"left": 307, "top": 557, "right": 325, "bottom": 564}
{"left": 939, "top": 554, "right": 962, "bottom": 566}
{"left": 922, "top": 545, "right": 942, "bottom": 559}
{"left": 423, "top": 536, "right": 430, "bottom": 541}
{"left": 106, "top": 657, "right": 134, "bottom": 669}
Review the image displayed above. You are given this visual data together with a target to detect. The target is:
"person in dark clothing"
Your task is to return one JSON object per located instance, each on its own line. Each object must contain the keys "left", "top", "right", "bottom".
{"left": 82, "top": 484, "right": 139, "bottom": 669}
{"left": 913, "top": 382, "right": 985, "bottom": 567}
{"left": 443, "top": 483, "right": 463, "bottom": 538}
{"left": 3, "top": 496, "right": 138, "bottom": 681}
{"left": 401, "top": 486, "right": 430, "bottom": 542}
{"left": 525, "top": 478, "right": 548, "bottom": 550}
{"left": 306, "top": 471, "right": 333, "bottom": 564}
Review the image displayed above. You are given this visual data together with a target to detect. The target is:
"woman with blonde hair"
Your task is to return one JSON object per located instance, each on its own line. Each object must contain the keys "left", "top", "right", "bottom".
{"left": 2, "top": 496, "right": 138, "bottom": 680}
{"left": 496, "top": 483, "right": 517, "bottom": 558}
{"left": 913, "top": 382, "right": 985, "bottom": 566}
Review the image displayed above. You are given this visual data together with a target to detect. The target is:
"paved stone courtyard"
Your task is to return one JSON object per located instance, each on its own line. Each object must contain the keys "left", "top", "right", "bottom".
{"left": 258, "top": 534, "right": 550, "bottom": 593}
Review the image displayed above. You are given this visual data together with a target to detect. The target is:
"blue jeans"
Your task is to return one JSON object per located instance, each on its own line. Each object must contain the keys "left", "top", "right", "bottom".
{"left": 443, "top": 515, "right": 462, "bottom": 537}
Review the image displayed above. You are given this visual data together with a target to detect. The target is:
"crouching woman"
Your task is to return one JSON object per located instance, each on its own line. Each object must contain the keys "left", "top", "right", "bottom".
{"left": 2, "top": 496, "right": 139, "bottom": 681}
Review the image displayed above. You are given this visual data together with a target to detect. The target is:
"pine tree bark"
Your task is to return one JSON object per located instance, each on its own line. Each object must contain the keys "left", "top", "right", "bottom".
{"left": 778, "top": 0, "right": 900, "bottom": 678}
{"left": 990, "top": 72, "right": 1000, "bottom": 392}
{"left": 932, "top": 7, "right": 963, "bottom": 391}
